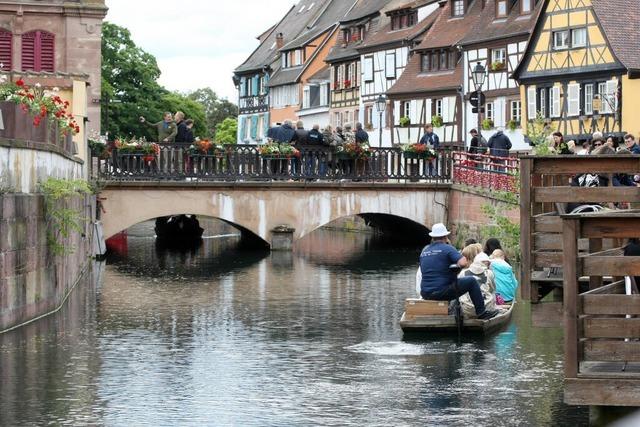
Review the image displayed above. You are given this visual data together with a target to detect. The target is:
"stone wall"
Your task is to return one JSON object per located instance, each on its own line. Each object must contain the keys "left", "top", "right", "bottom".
{"left": 0, "top": 193, "right": 94, "bottom": 332}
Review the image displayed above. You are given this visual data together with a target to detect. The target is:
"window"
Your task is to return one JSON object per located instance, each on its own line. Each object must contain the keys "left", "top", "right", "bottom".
{"left": 496, "top": 0, "right": 508, "bottom": 17}
{"left": 363, "top": 56, "right": 374, "bottom": 82}
{"left": 408, "top": 12, "right": 417, "bottom": 27}
{"left": 401, "top": 101, "right": 411, "bottom": 119}
{"left": 491, "top": 48, "right": 506, "bottom": 69}
{"left": 452, "top": 0, "right": 465, "bottom": 17}
{"left": 486, "top": 102, "right": 494, "bottom": 121}
{"left": 343, "top": 29, "right": 351, "bottom": 44}
{"left": 553, "top": 30, "right": 569, "bottom": 50}
{"left": 365, "top": 106, "right": 373, "bottom": 126}
{"left": 598, "top": 80, "right": 617, "bottom": 114}
{"left": 259, "top": 76, "right": 265, "bottom": 95}
{"left": 334, "top": 112, "right": 342, "bottom": 127}
{"left": 571, "top": 28, "right": 587, "bottom": 48}
{"left": 385, "top": 53, "right": 396, "bottom": 79}
{"left": 320, "top": 83, "right": 329, "bottom": 106}
{"left": 435, "top": 99, "right": 443, "bottom": 118}
{"left": 449, "top": 51, "right": 457, "bottom": 69}
{"left": 294, "top": 49, "right": 302, "bottom": 66}
{"left": 303, "top": 86, "right": 310, "bottom": 109}
{"left": 567, "top": 83, "right": 580, "bottom": 116}
{"left": 431, "top": 52, "right": 439, "bottom": 71}
{"left": 511, "top": 100, "right": 522, "bottom": 123}
{"left": 539, "top": 88, "right": 547, "bottom": 117}
{"left": 421, "top": 54, "right": 430, "bottom": 72}
{"left": 550, "top": 86, "right": 561, "bottom": 117}
{"left": 527, "top": 87, "right": 537, "bottom": 119}
{"left": 584, "top": 83, "right": 593, "bottom": 114}
{"left": 22, "top": 30, "right": 55, "bottom": 72}
{"left": 0, "top": 30, "right": 12, "bottom": 70}
{"left": 440, "top": 51, "right": 447, "bottom": 69}
{"left": 521, "top": 0, "right": 532, "bottom": 14}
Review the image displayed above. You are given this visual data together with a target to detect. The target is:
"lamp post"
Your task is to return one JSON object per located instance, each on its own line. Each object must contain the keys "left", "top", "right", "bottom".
{"left": 471, "top": 62, "right": 487, "bottom": 147}
{"left": 375, "top": 94, "right": 387, "bottom": 148}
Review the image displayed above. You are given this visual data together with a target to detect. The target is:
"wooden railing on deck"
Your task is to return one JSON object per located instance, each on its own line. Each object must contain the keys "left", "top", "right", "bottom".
{"left": 520, "top": 155, "right": 640, "bottom": 302}
{"left": 562, "top": 212, "right": 640, "bottom": 407}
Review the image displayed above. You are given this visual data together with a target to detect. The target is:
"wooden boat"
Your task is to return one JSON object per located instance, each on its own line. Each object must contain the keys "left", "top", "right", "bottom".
{"left": 399, "top": 299, "right": 515, "bottom": 335}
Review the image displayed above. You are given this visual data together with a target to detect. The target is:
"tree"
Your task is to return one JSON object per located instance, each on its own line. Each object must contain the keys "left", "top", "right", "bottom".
{"left": 101, "top": 22, "right": 166, "bottom": 140}
{"left": 215, "top": 118, "right": 238, "bottom": 144}
{"left": 187, "top": 88, "right": 238, "bottom": 135}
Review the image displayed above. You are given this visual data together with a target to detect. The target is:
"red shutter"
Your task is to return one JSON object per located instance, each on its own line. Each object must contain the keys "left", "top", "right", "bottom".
{"left": 39, "top": 31, "right": 54, "bottom": 72}
{"left": 22, "top": 30, "right": 54, "bottom": 72}
{"left": 21, "top": 32, "right": 36, "bottom": 71}
{"left": 0, "top": 30, "right": 12, "bottom": 71}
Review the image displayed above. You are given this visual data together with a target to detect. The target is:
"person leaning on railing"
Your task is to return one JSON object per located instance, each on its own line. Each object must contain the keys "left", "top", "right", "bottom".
{"left": 139, "top": 112, "right": 177, "bottom": 143}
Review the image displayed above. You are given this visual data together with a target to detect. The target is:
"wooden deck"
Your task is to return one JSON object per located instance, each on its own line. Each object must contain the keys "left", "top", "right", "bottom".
{"left": 562, "top": 211, "right": 640, "bottom": 407}
{"left": 519, "top": 155, "right": 640, "bottom": 302}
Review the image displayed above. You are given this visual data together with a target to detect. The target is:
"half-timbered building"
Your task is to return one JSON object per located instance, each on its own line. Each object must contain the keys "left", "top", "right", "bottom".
{"left": 513, "top": 0, "right": 640, "bottom": 141}
{"left": 324, "top": 0, "right": 390, "bottom": 131}
{"left": 268, "top": 0, "right": 357, "bottom": 128}
{"left": 387, "top": 0, "right": 480, "bottom": 146}
{"left": 460, "top": 0, "right": 542, "bottom": 150}
{"left": 234, "top": 0, "right": 324, "bottom": 143}
{"left": 356, "top": 0, "right": 440, "bottom": 147}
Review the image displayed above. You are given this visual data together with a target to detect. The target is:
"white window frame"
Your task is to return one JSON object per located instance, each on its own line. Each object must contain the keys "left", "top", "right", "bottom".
{"left": 453, "top": 0, "right": 464, "bottom": 16}
{"left": 599, "top": 80, "right": 617, "bottom": 114}
{"left": 567, "top": 83, "right": 580, "bottom": 116}
{"left": 320, "top": 83, "right": 329, "bottom": 106}
{"left": 584, "top": 84, "right": 594, "bottom": 115}
{"left": 435, "top": 99, "right": 443, "bottom": 118}
{"left": 521, "top": 0, "right": 532, "bottom": 13}
{"left": 303, "top": 86, "right": 310, "bottom": 109}
{"left": 486, "top": 102, "right": 494, "bottom": 121}
{"left": 539, "top": 88, "right": 546, "bottom": 117}
{"left": 511, "top": 100, "right": 522, "bottom": 124}
{"left": 385, "top": 52, "right": 396, "bottom": 79}
{"left": 497, "top": 0, "right": 508, "bottom": 17}
{"left": 553, "top": 30, "right": 569, "bottom": 50}
{"left": 491, "top": 48, "right": 506, "bottom": 65}
{"left": 527, "top": 87, "right": 537, "bottom": 119}
{"left": 363, "top": 56, "right": 374, "bottom": 82}
{"left": 402, "top": 101, "right": 411, "bottom": 119}
{"left": 571, "top": 28, "right": 587, "bottom": 48}
{"left": 294, "top": 50, "right": 302, "bottom": 66}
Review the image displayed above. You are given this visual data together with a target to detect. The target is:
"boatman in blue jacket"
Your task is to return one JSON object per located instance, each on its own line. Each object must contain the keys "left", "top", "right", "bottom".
{"left": 419, "top": 223, "right": 499, "bottom": 320}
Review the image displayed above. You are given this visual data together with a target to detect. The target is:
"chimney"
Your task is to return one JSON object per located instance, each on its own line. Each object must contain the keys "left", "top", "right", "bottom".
{"left": 276, "top": 33, "right": 284, "bottom": 49}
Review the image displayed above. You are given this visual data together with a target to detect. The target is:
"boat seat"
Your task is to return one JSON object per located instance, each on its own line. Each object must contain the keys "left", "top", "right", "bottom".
{"left": 404, "top": 298, "right": 449, "bottom": 316}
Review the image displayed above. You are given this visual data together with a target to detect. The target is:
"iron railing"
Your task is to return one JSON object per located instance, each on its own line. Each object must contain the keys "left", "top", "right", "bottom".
{"left": 91, "top": 144, "right": 464, "bottom": 183}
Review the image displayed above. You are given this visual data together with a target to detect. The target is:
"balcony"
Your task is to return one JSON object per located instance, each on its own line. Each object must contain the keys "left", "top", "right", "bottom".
{"left": 239, "top": 94, "right": 268, "bottom": 114}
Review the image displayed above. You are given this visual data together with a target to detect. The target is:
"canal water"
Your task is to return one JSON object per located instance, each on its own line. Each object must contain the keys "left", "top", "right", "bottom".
{"left": 0, "top": 221, "right": 588, "bottom": 426}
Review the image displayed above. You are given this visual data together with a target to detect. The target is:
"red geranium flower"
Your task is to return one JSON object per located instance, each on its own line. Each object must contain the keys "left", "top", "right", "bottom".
{"left": 16, "top": 78, "right": 24, "bottom": 87}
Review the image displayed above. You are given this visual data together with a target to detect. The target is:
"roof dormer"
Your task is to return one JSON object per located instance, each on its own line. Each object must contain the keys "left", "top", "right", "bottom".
{"left": 388, "top": 8, "right": 418, "bottom": 31}
{"left": 451, "top": 0, "right": 467, "bottom": 18}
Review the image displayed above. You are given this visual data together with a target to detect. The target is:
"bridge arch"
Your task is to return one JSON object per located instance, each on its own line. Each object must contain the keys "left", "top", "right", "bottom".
{"left": 100, "top": 184, "right": 449, "bottom": 248}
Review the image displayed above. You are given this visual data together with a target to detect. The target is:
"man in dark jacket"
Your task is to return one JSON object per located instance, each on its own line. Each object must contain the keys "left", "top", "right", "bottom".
{"left": 308, "top": 124, "right": 326, "bottom": 177}
{"left": 355, "top": 122, "right": 369, "bottom": 145}
{"left": 487, "top": 128, "right": 512, "bottom": 172}
{"left": 267, "top": 120, "right": 296, "bottom": 143}
{"left": 624, "top": 133, "right": 640, "bottom": 154}
{"left": 420, "top": 123, "right": 440, "bottom": 176}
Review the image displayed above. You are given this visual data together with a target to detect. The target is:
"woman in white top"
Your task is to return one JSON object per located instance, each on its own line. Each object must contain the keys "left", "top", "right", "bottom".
{"left": 458, "top": 252, "right": 497, "bottom": 318}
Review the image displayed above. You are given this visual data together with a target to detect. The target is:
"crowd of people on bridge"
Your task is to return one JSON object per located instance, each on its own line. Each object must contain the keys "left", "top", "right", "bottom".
{"left": 416, "top": 224, "right": 519, "bottom": 321}
{"left": 139, "top": 111, "right": 197, "bottom": 144}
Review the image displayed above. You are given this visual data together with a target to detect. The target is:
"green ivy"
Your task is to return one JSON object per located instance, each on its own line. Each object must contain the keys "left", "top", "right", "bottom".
{"left": 480, "top": 203, "right": 521, "bottom": 263}
{"left": 40, "top": 179, "right": 91, "bottom": 257}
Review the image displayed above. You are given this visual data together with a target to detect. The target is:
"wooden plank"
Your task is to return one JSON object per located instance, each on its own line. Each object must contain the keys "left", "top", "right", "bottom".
{"left": 582, "top": 256, "right": 640, "bottom": 276}
{"left": 583, "top": 341, "right": 640, "bottom": 362}
{"left": 534, "top": 186, "right": 640, "bottom": 203}
{"left": 565, "top": 378, "right": 640, "bottom": 406}
{"left": 520, "top": 158, "right": 533, "bottom": 302}
{"left": 533, "top": 156, "right": 640, "bottom": 174}
{"left": 581, "top": 280, "right": 625, "bottom": 295}
{"left": 404, "top": 299, "right": 449, "bottom": 316}
{"left": 534, "top": 215, "right": 562, "bottom": 233}
{"left": 581, "top": 218, "right": 640, "bottom": 238}
{"left": 583, "top": 318, "right": 640, "bottom": 338}
{"left": 589, "top": 238, "right": 603, "bottom": 290}
{"left": 583, "top": 295, "right": 640, "bottom": 315}
{"left": 564, "top": 218, "right": 580, "bottom": 378}
{"left": 534, "top": 234, "right": 591, "bottom": 251}
{"left": 534, "top": 251, "right": 563, "bottom": 268}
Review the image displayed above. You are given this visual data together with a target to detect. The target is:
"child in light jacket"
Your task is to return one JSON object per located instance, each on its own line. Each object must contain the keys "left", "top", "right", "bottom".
{"left": 490, "top": 249, "right": 519, "bottom": 303}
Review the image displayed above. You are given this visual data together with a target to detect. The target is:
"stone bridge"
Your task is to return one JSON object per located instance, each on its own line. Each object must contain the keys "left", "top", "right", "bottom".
{"left": 100, "top": 182, "right": 451, "bottom": 248}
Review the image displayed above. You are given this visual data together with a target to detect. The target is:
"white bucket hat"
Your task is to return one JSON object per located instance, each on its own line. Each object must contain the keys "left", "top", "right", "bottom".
{"left": 429, "top": 223, "right": 451, "bottom": 238}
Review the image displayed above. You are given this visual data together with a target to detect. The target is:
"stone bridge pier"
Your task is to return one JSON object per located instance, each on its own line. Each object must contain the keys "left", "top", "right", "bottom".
{"left": 100, "top": 182, "right": 450, "bottom": 249}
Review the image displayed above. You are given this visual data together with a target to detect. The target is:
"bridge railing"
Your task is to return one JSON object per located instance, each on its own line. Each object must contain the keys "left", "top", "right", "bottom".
{"left": 452, "top": 151, "right": 520, "bottom": 193}
{"left": 90, "top": 143, "right": 462, "bottom": 183}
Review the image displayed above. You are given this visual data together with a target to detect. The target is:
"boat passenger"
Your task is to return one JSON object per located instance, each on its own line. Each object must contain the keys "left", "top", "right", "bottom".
{"left": 458, "top": 252, "right": 497, "bottom": 318}
{"left": 490, "top": 249, "right": 519, "bottom": 303}
{"left": 419, "top": 223, "right": 500, "bottom": 320}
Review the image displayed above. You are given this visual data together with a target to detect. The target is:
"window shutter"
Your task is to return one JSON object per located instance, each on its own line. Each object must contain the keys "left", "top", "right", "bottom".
{"left": 527, "top": 86, "right": 537, "bottom": 119}
{"left": 606, "top": 79, "right": 618, "bottom": 112}
{"left": 551, "top": 86, "right": 561, "bottom": 117}
{"left": 0, "top": 30, "right": 12, "bottom": 70}
{"left": 240, "top": 117, "right": 247, "bottom": 142}
{"left": 263, "top": 113, "right": 270, "bottom": 136}
{"left": 240, "top": 77, "right": 246, "bottom": 96}
{"left": 252, "top": 76, "right": 259, "bottom": 96}
{"left": 21, "top": 32, "right": 36, "bottom": 71}
{"left": 567, "top": 83, "right": 580, "bottom": 116}
{"left": 250, "top": 115, "right": 258, "bottom": 139}
{"left": 39, "top": 31, "right": 54, "bottom": 72}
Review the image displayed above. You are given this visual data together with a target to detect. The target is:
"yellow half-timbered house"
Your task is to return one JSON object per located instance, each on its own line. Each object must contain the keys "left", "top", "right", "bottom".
{"left": 513, "top": 0, "right": 640, "bottom": 141}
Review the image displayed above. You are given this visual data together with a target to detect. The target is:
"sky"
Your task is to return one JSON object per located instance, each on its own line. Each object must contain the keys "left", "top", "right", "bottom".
{"left": 105, "top": 0, "right": 295, "bottom": 102}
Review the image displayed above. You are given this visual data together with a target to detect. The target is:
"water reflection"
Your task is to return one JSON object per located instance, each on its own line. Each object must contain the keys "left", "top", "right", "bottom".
{"left": 0, "top": 226, "right": 588, "bottom": 426}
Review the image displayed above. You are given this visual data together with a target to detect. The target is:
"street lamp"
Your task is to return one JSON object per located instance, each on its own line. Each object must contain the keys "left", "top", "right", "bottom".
{"left": 471, "top": 62, "right": 486, "bottom": 148}
{"left": 375, "top": 94, "right": 387, "bottom": 148}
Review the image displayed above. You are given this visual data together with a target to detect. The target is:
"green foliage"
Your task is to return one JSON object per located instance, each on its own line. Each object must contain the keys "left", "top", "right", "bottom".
{"left": 215, "top": 118, "right": 238, "bottom": 144}
{"left": 507, "top": 119, "right": 519, "bottom": 132}
{"left": 399, "top": 116, "right": 411, "bottom": 127}
{"left": 40, "top": 179, "right": 91, "bottom": 257}
{"left": 431, "top": 115, "right": 443, "bottom": 128}
{"left": 480, "top": 203, "right": 521, "bottom": 263}
{"left": 526, "top": 113, "right": 553, "bottom": 155}
{"left": 481, "top": 118, "right": 494, "bottom": 130}
{"left": 187, "top": 87, "right": 238, "bottom": 135}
